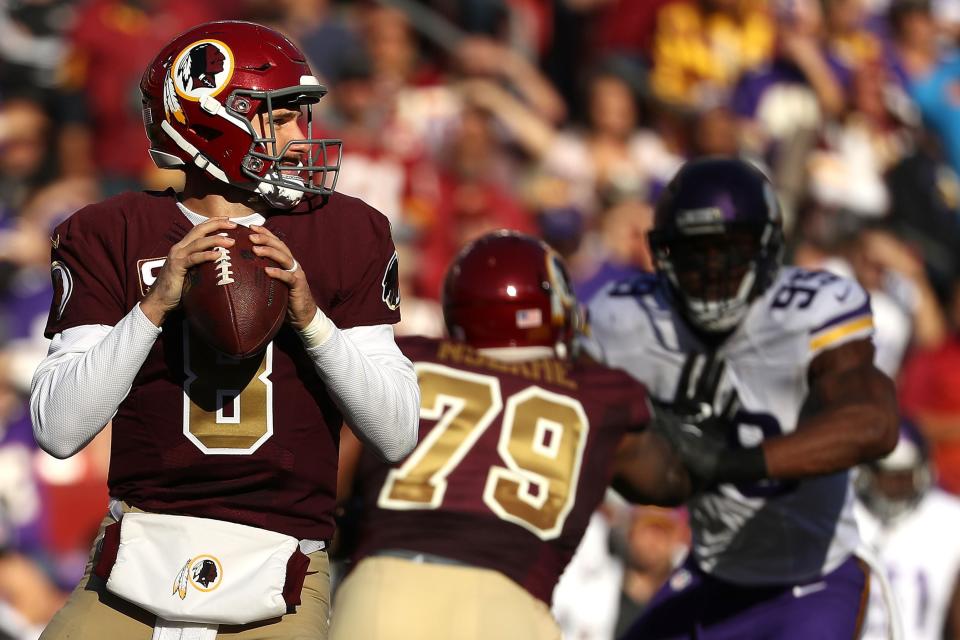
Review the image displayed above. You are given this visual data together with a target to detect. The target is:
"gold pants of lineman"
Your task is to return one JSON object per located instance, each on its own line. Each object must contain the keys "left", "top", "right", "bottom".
{"left": 330, "top": 556, "right": 561, "bottom": 640}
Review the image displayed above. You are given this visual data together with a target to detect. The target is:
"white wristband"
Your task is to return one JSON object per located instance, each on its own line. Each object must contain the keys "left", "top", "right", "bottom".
{"left": 298, "top": 307, "right": 336, "bottom": 349}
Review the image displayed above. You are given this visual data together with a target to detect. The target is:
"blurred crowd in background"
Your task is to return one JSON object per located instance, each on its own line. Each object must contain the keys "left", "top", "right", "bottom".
{"left": 2, "top": 0, "right": 960, "bottom": 638}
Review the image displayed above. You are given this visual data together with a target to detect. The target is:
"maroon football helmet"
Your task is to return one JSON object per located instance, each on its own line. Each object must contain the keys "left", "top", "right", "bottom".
{"left": 442, "top": 231, "right": 581, "bottom": 354}
{"left": 140, "top": 21, "right": 340, "bottom": 208}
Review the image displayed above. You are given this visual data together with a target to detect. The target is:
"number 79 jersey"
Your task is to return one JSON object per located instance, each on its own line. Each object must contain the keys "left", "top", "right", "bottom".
{"left": 586, "top": 267, "right": 874, "bottom": 586}
{"left": 350, "top": 336, "right": 651, "bottom": 604}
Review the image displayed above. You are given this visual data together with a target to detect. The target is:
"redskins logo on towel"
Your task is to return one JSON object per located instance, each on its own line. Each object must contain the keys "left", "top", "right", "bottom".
{"left": 173, "top": 554, "right": 224, "bottom": 599}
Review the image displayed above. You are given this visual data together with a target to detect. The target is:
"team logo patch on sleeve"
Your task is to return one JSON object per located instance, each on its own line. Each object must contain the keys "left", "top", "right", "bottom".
{"left": 50, "top": 261, "right": 73, "bottom": 321}
{"left": 382, "top": 251, "right": 401, "bottom": 311}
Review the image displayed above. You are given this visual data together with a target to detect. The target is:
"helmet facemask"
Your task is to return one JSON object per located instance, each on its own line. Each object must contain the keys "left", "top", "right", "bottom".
{"left": 233, "top": 86, "right": 341, "bottom": 208}
{"left": 545, "top": 250, "right": 583, "bottom": 358}
{"left": 653, "top": 223, "right": 782, "bottom": 335}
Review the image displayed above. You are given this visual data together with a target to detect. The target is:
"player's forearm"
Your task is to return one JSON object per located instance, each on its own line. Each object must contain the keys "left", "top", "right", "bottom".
{"left": 763, "top": 388, "right": 898, "bottom": 478}
{"left": 612, "top": 432, "right": 693, "bottom": 506}
{"left": 30, "top": 304, "right": 160, "bottom": 459}
{"left": 298, "top": 311, "right": 419, "bottom": 463}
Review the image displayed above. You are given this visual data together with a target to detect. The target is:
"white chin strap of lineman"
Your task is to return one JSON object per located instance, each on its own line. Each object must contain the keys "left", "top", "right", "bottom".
{"left": 255, "top": 168, "right": 306, "bottom": 209}
{"left": 674, "top": 266, "right": 757, "bottom": 334}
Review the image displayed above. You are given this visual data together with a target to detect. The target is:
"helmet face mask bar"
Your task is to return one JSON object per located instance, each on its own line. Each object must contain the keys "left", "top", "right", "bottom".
{"left": 234, "top": 85, "right": 341, "bottom": 201}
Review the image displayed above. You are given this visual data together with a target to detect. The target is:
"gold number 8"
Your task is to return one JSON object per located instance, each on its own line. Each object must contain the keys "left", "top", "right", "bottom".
{"left": 182, "top": 325, "right": 274, "bottom": 454}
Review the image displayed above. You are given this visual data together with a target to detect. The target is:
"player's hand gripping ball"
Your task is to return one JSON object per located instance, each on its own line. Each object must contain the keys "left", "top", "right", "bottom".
{"left": 182, "top": 226, "right": 288, "bottom": 358}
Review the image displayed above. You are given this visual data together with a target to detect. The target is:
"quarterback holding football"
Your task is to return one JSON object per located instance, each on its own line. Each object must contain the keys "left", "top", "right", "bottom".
{"left": 30, "top": 20, "right": 419, "bottom": 640}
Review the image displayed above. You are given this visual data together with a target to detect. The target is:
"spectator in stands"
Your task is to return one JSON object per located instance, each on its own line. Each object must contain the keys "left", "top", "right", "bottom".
{"left": 0, "top": 98, "right": 54, "bottom": 213}
{"left": 649, "top": 0, "right": 775, "bottom": 108}
{"left": 890, "top": 0, "right": 960, "bottom": 176}
{"left": 821, "top": 0, "right": 884, "bottom": 90}
{"left": 900, "top": 280, "right": 960, "bottom": 494}
{"left": 416, "top": 103, "right": 534, "bottom": 298}
{"left": 614, "top": 507, "right": 690, "bottom": 637}
{"left": 57, "top": 0, "right": 216, "bottom": 193}
{"left": 0, "top": 542, "right": 65, "bottom": 639}
{"left": 807, "top": 58, "right": 916, "bottom": 218}
{"left": 574, "top": 197, "right": 655, "bottom": 304}
{"left": 522, "top": 68, "right": 681, "bottom": 217}
{"left": 266, "top": 0, "right": 365, "bottom": 85}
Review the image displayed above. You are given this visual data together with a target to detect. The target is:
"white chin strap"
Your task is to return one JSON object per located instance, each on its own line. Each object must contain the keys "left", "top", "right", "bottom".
{"left": 255, "top": 172, "right": 306, "bottom": 209}
{"left": 158, "top": 110, "right": 309, "bottom": 210}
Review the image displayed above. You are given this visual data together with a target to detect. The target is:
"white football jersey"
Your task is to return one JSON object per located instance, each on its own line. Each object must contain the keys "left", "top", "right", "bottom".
{"left": 857, "top": 490, "right": 960, "bottom": 640}
{"left": 586, "top": 266, "right": 874, "bottom": 585}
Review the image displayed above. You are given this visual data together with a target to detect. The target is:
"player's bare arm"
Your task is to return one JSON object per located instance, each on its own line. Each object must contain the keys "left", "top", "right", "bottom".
{"left": 140, "top": 217, "right": 237, "bottom": 326}
{"left": 611, "top": 431, "right": 693, "bottom": 506}
{"left": 763, "top": 338, "right": 899, "bottom": 478}
{"left": 248, "top": 224, "right": 317, "bottom": 330}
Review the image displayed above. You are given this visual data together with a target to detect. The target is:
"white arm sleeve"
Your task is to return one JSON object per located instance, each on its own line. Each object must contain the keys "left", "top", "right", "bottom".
{"left": 300, "top": 311, "right": 419, "bottom": 463}
{"left": 30, "top": 304, "right": 161, "bottom": 459}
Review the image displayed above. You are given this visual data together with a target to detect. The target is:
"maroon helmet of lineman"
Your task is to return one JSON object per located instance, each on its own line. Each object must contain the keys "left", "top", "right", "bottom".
{"left": 140, "top": 21, "right": 340, "bottom": 208}
{"left": 442, "top": 231, "right": 581, "bottom": 356}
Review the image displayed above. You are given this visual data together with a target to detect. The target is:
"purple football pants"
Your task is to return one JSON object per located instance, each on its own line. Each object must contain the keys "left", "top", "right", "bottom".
{"left": 620, "top": 555, "right": 869, "bottom": 640}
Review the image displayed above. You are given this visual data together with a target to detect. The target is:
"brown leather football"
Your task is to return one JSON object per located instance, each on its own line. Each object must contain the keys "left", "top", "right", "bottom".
{"left": 182, "top": 226, "right": 288, "bottom": 359}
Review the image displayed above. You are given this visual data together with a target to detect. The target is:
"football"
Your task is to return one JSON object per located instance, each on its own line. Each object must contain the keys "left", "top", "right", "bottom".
{"left": 181, "top": 226, "right": 288, "bottom": 359}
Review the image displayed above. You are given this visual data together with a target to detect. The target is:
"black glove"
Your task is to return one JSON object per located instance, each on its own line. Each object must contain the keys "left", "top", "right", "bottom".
{"left": 652, "top": 352, "right": 767, "bottom": 487}
{"left": 669, "top": 352, "right": 734, "bottom": 431}
{"left": 651, "top": 402, "right": 766, "bottom": 488}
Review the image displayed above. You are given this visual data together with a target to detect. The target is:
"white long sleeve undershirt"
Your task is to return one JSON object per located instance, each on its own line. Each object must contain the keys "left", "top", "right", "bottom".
{"left": 30, "top": 303, "right": 419, "bottom": 462}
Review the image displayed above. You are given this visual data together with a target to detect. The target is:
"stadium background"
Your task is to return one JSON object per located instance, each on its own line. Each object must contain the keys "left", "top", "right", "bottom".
{"left": 0, "top": 0, "right": 959, "bottom": 637}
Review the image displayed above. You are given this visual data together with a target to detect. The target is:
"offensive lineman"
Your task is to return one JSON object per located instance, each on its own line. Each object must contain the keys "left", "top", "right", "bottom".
{"left": 330, "top": 231, "right": 693, "bottom": 640}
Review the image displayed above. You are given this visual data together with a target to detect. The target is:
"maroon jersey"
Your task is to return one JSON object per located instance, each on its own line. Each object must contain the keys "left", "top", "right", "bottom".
{"left": 352, "top": 336, "right": 650, "bottom": 604}
{"left": 44, "top": 189, "right": 400, "bottom": 541}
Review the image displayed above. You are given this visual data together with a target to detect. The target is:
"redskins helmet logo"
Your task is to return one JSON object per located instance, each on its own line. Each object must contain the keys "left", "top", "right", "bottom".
{"left": 163, "top": 39, "right": 234, "bottom": 125}
{"left": 173, "top": 40, "right": 234, "bottom": 100}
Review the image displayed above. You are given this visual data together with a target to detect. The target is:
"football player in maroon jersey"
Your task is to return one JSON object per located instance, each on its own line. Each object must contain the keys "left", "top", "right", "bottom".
{"left": 330, "top": 231, "right": 693, "bottom": 640}
{"left": 29, "top": 21, "right": 419, "bottom": 640}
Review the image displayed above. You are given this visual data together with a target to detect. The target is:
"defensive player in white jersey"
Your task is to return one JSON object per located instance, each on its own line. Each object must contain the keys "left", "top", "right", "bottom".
{"left": 856, "top": 421, "right": 960, "bottom": 640}
{"left": 586, "top": 157, "right": 899, "bottom": 639}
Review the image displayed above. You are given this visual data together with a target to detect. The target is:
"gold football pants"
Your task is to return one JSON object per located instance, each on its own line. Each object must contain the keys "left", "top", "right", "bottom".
{"left": 330, "top": 555, "right": 561, "bottom": 640}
